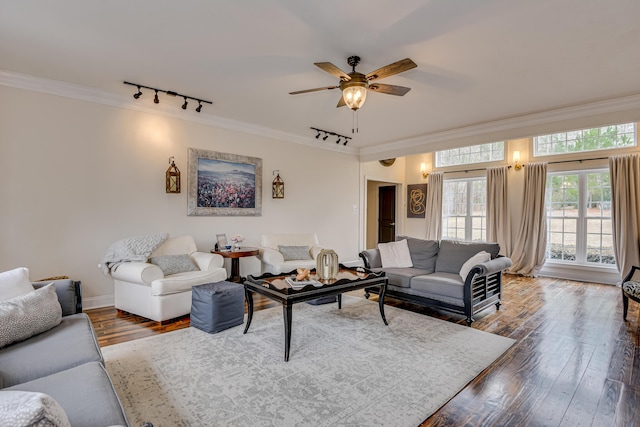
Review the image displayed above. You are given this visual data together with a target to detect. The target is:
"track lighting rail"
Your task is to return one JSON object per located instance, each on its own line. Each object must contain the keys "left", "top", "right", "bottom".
{"left": 310, "top": 127, "right": 352, "bottom": 145}
{"left": 124, "top": 81, "right": 212, "bottom": 113}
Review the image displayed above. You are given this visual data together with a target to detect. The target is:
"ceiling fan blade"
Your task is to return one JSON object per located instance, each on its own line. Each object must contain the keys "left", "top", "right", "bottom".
{"left": 336, "top": 96, "right": 346, "bottom": 108}
{"left": 366, "top": 58, "right": 417, "bottom": 81}
{"left": 314, "top": 62, "right": 351, "bottom": 80}
{"left": 289, "top": 86, "right": 339, "bottom": 95}
{"left": 368, "top": 83, "right": 412, "bottom": 96}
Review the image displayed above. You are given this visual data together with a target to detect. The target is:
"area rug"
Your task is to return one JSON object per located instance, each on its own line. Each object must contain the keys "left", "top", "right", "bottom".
{"left": 102, "top": 296, "right": 514, "bottom": 427}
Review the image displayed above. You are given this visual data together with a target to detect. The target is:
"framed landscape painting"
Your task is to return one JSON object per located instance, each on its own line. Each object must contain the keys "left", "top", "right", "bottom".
{"left": 406, "top": 183, "right": 427, "bottom": 218}
{"left": 187, "top": 147, "right": 262, "bottom": 216}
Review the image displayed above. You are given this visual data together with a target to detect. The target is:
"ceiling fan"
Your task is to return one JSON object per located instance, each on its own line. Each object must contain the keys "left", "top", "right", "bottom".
{"left": 290, "top": 56, "right": 417, "bottom": 111}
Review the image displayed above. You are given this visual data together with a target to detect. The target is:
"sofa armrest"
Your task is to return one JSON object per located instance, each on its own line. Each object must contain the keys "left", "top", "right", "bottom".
{"left": 32, "top": 279, "right": 82, "bottom": 315}
{"left": 110, "top": 262, "right": 164, "bottom": 285}
{"left": 476, "top": 256, "right": 513, "bottom": 277}
{"left": 191, "top": 251, "right": 224, "bottom": 271}
{"left": 359, "top": 249, "right": 382, "bottom": 269}
{"left": 258, "top": 247, "right": 285, "bottom": 266}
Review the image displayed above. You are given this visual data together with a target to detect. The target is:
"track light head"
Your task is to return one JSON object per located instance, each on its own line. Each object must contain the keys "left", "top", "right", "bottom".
{"left": 182, "top": 97, "right": 188, "bottom": 110}
{"left": 196, "top": 101, "right": 202, "bottom": 113}
{"left": 343, "top": 139, "right": 349, "bottom": 146}
{"left": 133, "top": 86, "right": 142, "bottom": 99}
{"left": 336, "top": 138, "right": 341, "bottom": 144}
{"left": 322, "top": 133, "right": 328, "bottom": 141}
{"left": 315, "top": 131, "right": 321, "bottom": 139}
{"left": 154, "top": 90, "right": 159, "bottom": 104}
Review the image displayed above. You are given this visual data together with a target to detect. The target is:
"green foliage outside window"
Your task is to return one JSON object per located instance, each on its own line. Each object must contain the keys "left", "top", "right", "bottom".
{"left": 535, "top": 123, "right": 636, "bottom": 156}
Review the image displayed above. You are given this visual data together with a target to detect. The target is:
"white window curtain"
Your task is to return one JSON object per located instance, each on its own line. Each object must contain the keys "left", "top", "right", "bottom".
{"left": 609, "top": 154, "right": 640, "bottom": 281}
{"left": 486, "top": 166, "right": 511, "bottom": 256}
{"left": 509, "top": 163, "right": 548, "bottom": 276}
{"left": 425, "top": 172, "right": 443, "bottom": 240}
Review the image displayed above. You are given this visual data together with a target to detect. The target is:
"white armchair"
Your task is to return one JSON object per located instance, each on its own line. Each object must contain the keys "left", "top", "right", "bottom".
{"left": 111, "top": 235, "right": 227, "bottom": 323}
{"left": 257, "top": 233, "right": 323, "bottom": 274}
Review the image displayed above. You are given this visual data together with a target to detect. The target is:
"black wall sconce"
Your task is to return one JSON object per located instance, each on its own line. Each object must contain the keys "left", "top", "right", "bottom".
{"left": 310, "top": 127, "right": 352, "bottom": 145}
{"left": 272, "top": 170, "right": 284, "bottom": 199}
{"left": 124, "top": 81, "right": 212, "bottom": 113}
{"left": 166, "top": 157, "right": 181, "bottom": 193}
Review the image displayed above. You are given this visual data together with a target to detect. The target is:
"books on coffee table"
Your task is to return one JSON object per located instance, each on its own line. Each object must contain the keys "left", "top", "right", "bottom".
{"left": 284, "top": 277, "right": 322, "bottom": 290}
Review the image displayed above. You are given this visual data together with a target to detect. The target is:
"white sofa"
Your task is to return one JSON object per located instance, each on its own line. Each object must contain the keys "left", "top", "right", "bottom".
{"left": 257, "top": 233, "right": 324, "bottom": 274}
{"left": 111, "top": 235, "right": 227, "bottom": 322}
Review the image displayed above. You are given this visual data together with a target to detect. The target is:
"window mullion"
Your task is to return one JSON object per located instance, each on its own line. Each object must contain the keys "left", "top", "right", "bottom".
{"left": 576, "top": 173, "right": 586, "bottom": 263}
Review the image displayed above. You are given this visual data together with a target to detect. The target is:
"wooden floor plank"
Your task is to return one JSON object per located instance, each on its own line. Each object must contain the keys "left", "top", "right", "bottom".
{"left": 86, "top": 274, "right": 640, "bottom": 426}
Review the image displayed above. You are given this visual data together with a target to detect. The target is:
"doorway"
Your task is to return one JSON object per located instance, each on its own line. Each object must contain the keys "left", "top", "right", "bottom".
{"left": 378, "top": 185, "right": 396, "bottom": 243}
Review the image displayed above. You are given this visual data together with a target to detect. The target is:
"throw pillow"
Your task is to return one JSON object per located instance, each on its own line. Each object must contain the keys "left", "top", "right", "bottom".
{"left": 0, "top": 267, "right": 34, "bottom": 303}
{"left": 0, "top": 390, "right": 71, "bottom": 427}
{"left": 378, "top": 239, "right": 414, "bottom": 268}
{"left": 0, "top": 283, "right": 62, "bottom": 349}
{"left": 459, "top": 251, "right": 491, "bottom": 280}
{"left": 148, "top": 254, "right": 199, "bottom": 276}
{"left": 278, "top": 245, "right": 313, "bottom": 261}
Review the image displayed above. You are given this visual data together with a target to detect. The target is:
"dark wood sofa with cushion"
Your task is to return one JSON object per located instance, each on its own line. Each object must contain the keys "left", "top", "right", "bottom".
{"left": 359, "top": 236, "right": 512, "bottom": 326}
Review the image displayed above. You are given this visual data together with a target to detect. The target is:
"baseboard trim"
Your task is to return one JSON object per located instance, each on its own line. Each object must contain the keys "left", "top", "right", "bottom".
{"left": 83, "top": 294, "right": 114, "bottom": 310}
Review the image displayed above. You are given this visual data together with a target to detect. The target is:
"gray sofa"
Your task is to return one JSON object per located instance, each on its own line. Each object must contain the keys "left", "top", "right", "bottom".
{"left": 359, "top": 237, "right": 512, "bottom": 326}
{"left": 0, "top": 279, "right": 132, "bottom": 427}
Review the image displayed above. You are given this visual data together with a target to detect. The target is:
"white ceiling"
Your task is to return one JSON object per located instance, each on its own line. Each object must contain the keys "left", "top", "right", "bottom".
{"left": 2, "top": 0, "right": 640, "bottom": 159}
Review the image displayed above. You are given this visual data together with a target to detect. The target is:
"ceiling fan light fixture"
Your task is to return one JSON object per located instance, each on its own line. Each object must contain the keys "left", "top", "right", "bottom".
{"left": 341, "top": 77, "right": 368, "bottom": 111}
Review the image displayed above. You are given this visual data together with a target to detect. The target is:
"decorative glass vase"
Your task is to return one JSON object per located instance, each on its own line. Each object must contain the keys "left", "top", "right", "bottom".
{"left": 317, "top": 249, "right": 339, "bottom": 280}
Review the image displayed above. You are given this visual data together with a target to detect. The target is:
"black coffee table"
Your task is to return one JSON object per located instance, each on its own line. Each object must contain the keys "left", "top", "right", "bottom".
{"left": 243, "top": 265, "right": 388, "bottom": 361}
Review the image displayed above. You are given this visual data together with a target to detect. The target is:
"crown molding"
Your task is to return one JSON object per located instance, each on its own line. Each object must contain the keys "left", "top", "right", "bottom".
{"left": 0, "top": 69, "right": 359, "bottom": 156}
{"left": 360, "top": 92, "right": 640, "bottom": 161}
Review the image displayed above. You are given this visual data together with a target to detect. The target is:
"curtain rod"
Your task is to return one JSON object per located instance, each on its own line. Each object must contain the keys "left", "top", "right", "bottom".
{"left": 441, "top": 156, "right": 610, "bottom": 174}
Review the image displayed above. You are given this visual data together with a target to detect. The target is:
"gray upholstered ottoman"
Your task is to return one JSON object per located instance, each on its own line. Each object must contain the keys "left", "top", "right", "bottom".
{"left": 191, "top": 281, "right": 244, "bottom": 333}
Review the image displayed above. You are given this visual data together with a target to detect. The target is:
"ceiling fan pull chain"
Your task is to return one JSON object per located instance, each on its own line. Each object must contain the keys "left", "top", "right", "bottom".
{"left": 352, "top": 110, "right": 359, "bottom": 134}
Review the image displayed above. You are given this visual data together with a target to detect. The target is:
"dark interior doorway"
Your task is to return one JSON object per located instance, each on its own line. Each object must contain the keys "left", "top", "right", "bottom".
{"left": 378, "top": 185, "right": 396, "bottom": 243}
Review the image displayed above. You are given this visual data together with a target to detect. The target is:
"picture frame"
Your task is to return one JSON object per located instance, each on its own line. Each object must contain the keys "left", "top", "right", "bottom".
{"left": 188, "top": 147, "right": 262, "bottom": 216}
{"left": 407, "top": 183, "right": 427, "bottom": 218}
{"left": 216, "top": 234, "right": 228, "bottom": 251}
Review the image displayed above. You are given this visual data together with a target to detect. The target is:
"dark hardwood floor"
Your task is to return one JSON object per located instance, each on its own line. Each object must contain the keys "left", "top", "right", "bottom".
{"left": 86, "top": 274, "right": 640, "bottom": 426}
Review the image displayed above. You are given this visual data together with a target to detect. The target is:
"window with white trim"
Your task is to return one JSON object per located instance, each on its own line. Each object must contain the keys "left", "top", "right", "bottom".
{"left": 534, "top": 123, "right": 636, "bottom": 156}
{"left": 545, "top": 169, "right": 614, "bottom": 266}
{"left": 442, "top": 178, "right": 487, "bottom": 241}
{"left": 435, "top": 141, "right": 504, "bottom": 167}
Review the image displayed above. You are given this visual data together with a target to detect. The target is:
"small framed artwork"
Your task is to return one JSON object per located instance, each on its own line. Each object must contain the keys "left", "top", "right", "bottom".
{"left": 407, "top": 183, "right": 427, "bottom": 218}
{"left": 188, "top": 147, "right": 263, "bottom": 216}
{"left": 216, "top": 234, "right": 228, "bottom": 251}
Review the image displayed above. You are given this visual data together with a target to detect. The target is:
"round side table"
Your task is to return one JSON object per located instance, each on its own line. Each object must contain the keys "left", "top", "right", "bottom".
{"left": 211, "top": 247, "right": 259, "bottom": 283}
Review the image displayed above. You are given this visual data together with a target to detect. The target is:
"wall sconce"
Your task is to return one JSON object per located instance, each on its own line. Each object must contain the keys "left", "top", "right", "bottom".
{"left": 513, "top": 151, "right": 523, "bottom": 171}
{"left": 166, "top": 157, "right": 181, "bottom": 193}
{"left": 272, "top": 170, "right": 284, "bottom": 199}
{"left": 420, "top": 162, "right": 429, "bottom": 179}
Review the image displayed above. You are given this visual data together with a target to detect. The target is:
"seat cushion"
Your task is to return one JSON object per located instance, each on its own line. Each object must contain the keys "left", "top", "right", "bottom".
{"left": 151, "top": 270, "right": 227, "bottom": 296}
{"left": 623, "top": 280, "right": 640, "bottom": 299}
{"left": 5, "top": 362, "right": 129, "bottom": 427}
{"left": 410, "top": 272, "right": 464, "bottom": 299}
{"left": 0, "top": 313, "right": 102, "bottom": 388}
{"left": 373, "top": 267, "right": 434, "bottom": 288}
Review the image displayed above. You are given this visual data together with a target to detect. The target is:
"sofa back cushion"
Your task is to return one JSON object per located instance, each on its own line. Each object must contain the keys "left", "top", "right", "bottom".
{"left": 396, "top": 236, "right": 439, "bottom": 273}
{"left": 261, "top": 233, "right": 319, "bottom": 251}
{"left": 151, "top": 235, "right": 197, "bottom": 257}
{"left": 435, "top": 240, "right": 500, "bottom": 274}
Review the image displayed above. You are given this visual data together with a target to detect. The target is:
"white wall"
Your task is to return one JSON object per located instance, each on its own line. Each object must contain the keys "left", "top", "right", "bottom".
{"left": 0, "top": 86, "right": 361, "bottom": 307}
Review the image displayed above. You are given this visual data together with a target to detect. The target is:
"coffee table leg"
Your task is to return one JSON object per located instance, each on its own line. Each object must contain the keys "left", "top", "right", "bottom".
{"left": 283, "top": 303, "right": 292, "bottom": 362}
{"left": 243, "top": 289, "right": 253, "bottom": 334}
{"left": 337, "top": 294, "right": 342, "bottom": 309}
{"left": 378, "top": 283, "right": 388, "bottom": 325}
